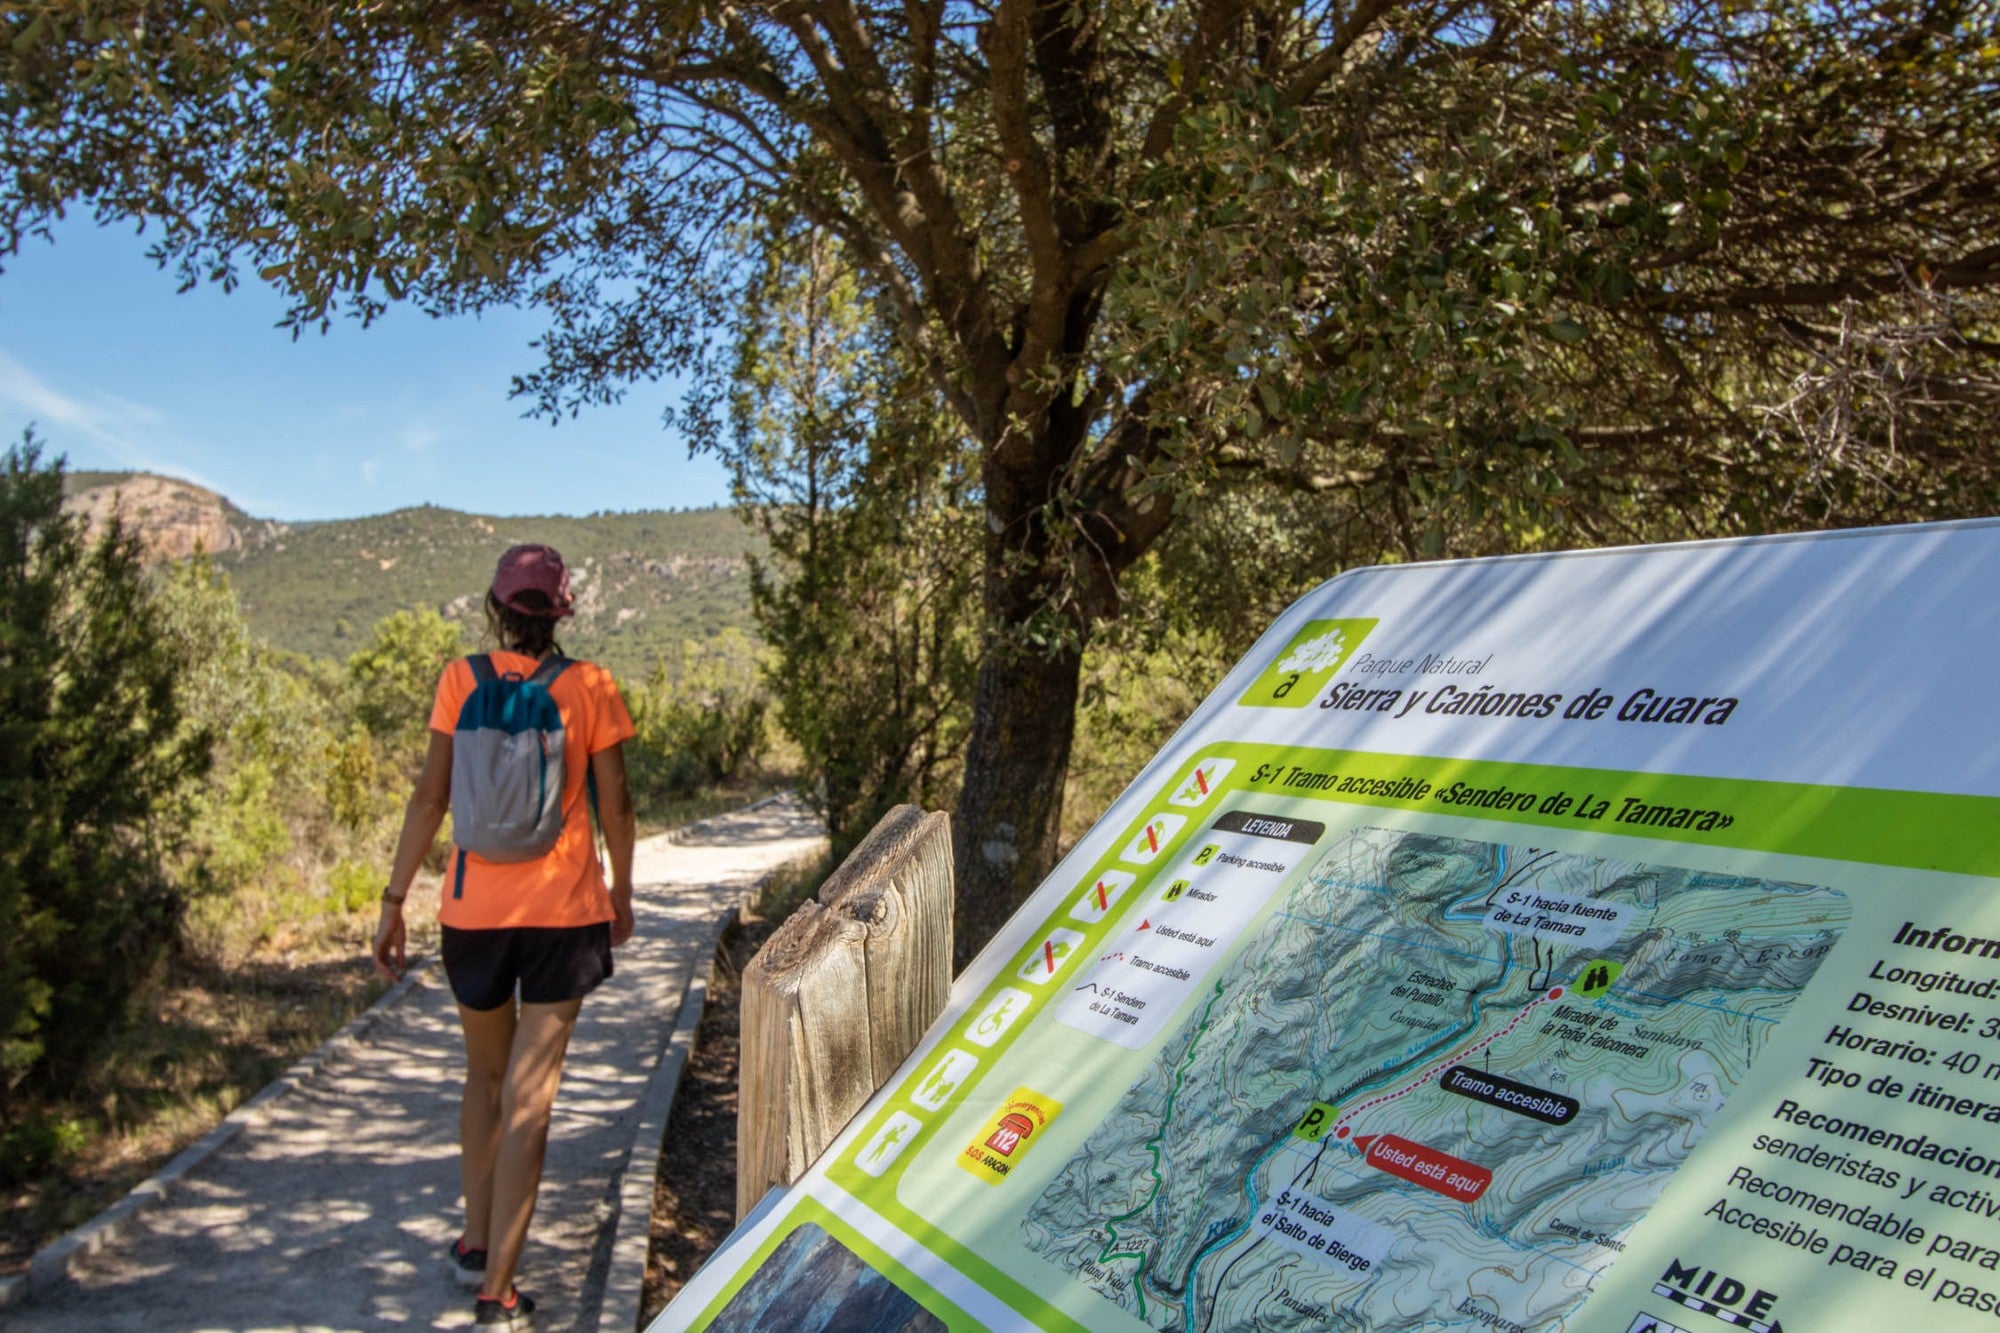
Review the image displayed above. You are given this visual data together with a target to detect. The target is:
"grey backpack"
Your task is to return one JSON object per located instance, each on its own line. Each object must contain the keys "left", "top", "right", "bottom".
{"left": 449, "top": 655, "right": 572, "bottom": 888}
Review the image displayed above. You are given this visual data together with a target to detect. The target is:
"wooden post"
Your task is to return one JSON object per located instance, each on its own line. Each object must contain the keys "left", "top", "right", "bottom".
{"left": 736, "top": 804, "right": 953, "bottom": 1219}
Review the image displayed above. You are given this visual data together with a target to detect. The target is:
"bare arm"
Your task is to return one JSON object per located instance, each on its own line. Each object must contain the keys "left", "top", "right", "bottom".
{"left": 372, "top": 730, "right": 454, "bottom": 981}
{"left": 592, "top": 741, "right": 637, "bottom": 946}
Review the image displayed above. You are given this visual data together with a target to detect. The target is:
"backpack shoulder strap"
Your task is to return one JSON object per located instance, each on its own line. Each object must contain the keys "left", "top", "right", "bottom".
{"left": 468, "top": 654, "right": 497, "bottom": 684}
{"left": 528, "top": 654, "right": 574, "bottom": 687}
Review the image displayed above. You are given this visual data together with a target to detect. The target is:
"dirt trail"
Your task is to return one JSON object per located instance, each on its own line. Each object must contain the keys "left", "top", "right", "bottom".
{"left": 7, "top": 797, "right": 826, "bottom": 1333}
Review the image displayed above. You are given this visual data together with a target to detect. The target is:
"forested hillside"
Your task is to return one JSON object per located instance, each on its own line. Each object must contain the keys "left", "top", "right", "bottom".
{"left": 63, "top": 472, "right": 759, "bottom": 679}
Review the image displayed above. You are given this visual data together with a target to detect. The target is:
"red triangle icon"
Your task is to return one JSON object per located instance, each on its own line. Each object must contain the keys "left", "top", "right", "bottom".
{"left": 1351, "top": 1134, "right": 1376, "bottom": 1153}
{"left": 1139, "top": 918, "right": 1151, "bottom": 930}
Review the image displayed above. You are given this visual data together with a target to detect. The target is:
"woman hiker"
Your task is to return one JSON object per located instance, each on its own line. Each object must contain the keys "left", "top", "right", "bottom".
{"left": 372, "top": 543, "right": 638, "bottom": 1329}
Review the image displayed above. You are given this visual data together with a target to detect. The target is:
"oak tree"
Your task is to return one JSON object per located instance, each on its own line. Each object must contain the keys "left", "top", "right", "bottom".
{"left": 5, "top": 0, "right": 1996, "bottom": 942}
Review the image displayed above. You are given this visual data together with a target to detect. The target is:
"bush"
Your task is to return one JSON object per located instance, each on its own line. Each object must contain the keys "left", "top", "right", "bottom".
{"left": 324, "top": 723, "right": 400, "bottom": 833}
{"left": 156, "top": 579, "right": 458, "bottom": 959}
{"left": 344, "top": 608, "right": 467, "bottom": 766}
{"left": 0, "top": 1113, "right": 88, "bottom": 1187}
{"left": 627, "top": 630, "right": 769, "bottom": 805}
{"left": 0, "top": 439, "right": 207, "bottom": 1099}
{"left": 153, "top": 558, "right": 352, "bottom": 950}
{"left": 326, "top": 860, "right": 383, "bottom": 914}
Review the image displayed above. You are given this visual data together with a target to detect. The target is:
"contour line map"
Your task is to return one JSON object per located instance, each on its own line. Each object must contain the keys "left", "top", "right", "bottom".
{"left": 1023, "top": 825, "right": 1851, "bottom": 1333}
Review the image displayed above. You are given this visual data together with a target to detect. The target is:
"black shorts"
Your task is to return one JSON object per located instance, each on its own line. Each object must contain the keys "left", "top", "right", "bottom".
{"left": 441, "top": 923, "right": 614, "bottom": 1011}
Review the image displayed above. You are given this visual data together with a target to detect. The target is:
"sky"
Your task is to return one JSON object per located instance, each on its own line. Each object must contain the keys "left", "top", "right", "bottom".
{"left": 0, "top": 215, "right": 735, "bottom": 521}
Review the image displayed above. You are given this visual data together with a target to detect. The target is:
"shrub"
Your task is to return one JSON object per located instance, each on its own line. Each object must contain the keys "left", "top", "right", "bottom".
{"left": 326, "top": 860, "right": 382, "bottom": 914}
{"left": 343, "top": 608, "right": 466, "bottom": 767}
{"left": 325, "top": 723, "right": 400, "bottom": 833}
{"left": 0, "top": 439, "right": 208, "bottom": 1100}
{"left": 627, "top": 630, "right": 769, "bottom": 804}
{"left": 0, "top": 1112, "right": 88, "bottom": 1187}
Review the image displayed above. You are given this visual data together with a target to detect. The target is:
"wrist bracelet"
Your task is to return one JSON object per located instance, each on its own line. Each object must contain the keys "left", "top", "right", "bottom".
{"left": 381, "top": 888, "right": 407, "bottom": 905}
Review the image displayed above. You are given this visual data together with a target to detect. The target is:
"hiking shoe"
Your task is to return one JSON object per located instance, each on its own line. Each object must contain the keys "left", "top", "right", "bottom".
{"left": 445, "top": 1236, "right": 487, "bottom": 1289}
{"left": 474, "top": 1288, "right": 535, "bottom": 1328}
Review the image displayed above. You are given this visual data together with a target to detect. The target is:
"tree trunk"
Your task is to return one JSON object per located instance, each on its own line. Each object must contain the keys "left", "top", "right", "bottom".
{"left": 952, "top": 638, "right": 1082, "bottom": 966}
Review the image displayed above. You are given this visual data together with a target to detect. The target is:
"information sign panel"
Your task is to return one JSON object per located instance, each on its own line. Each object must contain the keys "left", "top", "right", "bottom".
{"left": 655, "top": 522, "right": 2000, "bottom": 1331}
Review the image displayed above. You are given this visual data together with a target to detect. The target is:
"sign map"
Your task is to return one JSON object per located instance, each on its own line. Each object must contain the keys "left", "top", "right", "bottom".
{"left": 1026, "top": 826, "right": 1849, "bottom": 1331}
{"left": 658, "top": 522, "right": 2000, "bottom": 1332}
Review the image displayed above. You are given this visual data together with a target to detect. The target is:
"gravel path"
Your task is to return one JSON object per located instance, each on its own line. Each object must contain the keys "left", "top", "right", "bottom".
{"left": 6, "top": 796, "right": 826, "bottom": 1333}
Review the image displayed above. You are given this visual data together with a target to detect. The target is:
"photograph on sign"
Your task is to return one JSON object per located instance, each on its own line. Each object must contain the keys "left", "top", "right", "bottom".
{"left": 655, "top": 522, "right": 2000, "bottom": 1331}
{"left": 701, "top": 1221, "right": 947, "bottom": 1330}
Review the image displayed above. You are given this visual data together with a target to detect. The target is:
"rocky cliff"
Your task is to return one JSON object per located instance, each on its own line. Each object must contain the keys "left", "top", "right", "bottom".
{"left": 62, "top": 473, "right": 280, "bottom": 563}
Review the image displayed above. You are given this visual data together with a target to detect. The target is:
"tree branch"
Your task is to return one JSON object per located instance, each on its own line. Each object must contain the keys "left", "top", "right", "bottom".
{"left": 1137, "top": 0, "right": 1253, "bottom": 163}
{"left": 1276, "top": 0, "right": 1401, "bottom": 109}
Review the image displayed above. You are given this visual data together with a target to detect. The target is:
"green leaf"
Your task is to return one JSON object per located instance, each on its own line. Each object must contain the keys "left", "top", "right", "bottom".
{"left": 11, "top": 14, "right": 48, "bottom": 53}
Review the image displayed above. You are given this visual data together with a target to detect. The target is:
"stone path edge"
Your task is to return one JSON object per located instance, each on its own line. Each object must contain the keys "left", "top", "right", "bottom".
{"left": 595, "top": 911, "right": 730, "bottom": 1333}
{"left": 599, "top": 849, "right": 810, "bottom": 1333}
{"left": 0, "top": 788, "right": 802, "bottom": 1314}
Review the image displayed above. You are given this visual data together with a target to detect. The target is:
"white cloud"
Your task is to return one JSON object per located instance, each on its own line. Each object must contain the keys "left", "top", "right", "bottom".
{"left": 400, "top": 424, "right": 442, "bottom": 452}
{"left": 0, "top": 347, "right": 201, "bottom": 482}
{"left": 94, "top": 390, "right": 166, "bottom": 429}
{"left": 361, "top": 457, "right": 382, "bottom": 485}
{"left": 0, "top": 348, "right": 123, "bottom": 440}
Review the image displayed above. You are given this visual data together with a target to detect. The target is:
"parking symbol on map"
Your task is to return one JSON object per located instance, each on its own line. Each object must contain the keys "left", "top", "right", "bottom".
{"left": 855, "top": 1111, "right": 922, "bottom": 1177}
{"left": 1018, "top": 928, "right": 1087, "bottom": 985}
{"left": 1292, "top": 1101, "right": 1339, "bottom": 1142}
{"left": 1121, "top": 813, "right": 1186, "bottom": 865}
{"left": 965, "top": 988, "right": 1031, "bottom": 1048}
{"left": 912, "top": 1049, "right": 979, "bottom": 1111}
{"left": 1168, "top": 759, "right": 1234, "bottom": 807}
{"left": 1070, "top": 869, "right": 1136, "bottom": 923}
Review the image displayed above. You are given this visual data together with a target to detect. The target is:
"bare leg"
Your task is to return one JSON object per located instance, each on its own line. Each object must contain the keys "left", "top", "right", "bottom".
{"left": 457, "top": 1000, "right": 519, "bottom": 1249}
{"left": 480, "top": 997, "right": 584, "bottom": 1299}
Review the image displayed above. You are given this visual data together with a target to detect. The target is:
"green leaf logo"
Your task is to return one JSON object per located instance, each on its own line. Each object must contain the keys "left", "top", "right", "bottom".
{"left": 1237, "top": 618, "right": 1378, "bottom": 708}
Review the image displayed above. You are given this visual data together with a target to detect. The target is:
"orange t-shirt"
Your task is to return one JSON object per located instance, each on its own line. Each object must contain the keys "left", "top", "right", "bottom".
{"left": 428, "top": 652, "right": 636, "bottom": 930}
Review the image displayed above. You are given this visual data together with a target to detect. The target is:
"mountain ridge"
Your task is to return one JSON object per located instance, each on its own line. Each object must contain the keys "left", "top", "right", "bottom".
{"left": 63, "top": 471, "right": 762, "bottom": 678}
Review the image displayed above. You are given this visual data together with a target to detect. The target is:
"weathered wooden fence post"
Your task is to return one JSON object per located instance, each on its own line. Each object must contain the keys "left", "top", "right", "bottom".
{"left": 736, "top": 804, "right": 953, "bottom": 1219}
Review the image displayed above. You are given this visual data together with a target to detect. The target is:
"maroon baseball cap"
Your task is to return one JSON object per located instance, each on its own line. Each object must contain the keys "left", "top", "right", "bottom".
{"left": 491, "top": 543, "right": 575, "bottom": 618}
